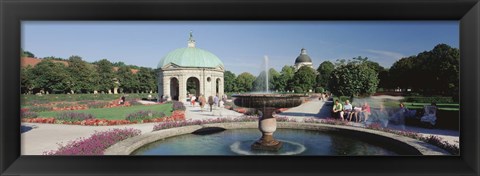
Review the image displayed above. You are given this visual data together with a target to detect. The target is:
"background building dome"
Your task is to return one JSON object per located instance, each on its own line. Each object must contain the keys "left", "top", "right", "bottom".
{"left": 157, "top": 47, "right": 224, "bottom": 69}
{"left": 294, "top": 48, "right": 312, "bottom": 64}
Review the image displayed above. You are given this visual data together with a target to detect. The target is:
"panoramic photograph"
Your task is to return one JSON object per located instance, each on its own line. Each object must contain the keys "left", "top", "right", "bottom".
{"left": 20, "top": 21, "right": 459, "bottom": 156}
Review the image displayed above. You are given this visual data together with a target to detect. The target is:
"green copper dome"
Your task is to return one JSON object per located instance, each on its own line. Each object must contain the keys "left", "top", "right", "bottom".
{"left": 158, "top": 47, "right": 224, "bottom": 69}
{"left": 159, "top": 32, "right": 224, "bottom": 69}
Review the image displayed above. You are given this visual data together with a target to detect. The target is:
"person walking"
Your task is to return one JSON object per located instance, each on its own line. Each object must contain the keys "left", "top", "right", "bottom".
{"left": 208, "top": 95, "right": 214, "bottom": 112}
{"left": 191, "top": 95, "right": 197, "bottom": 107}
{"left": 214, "top": 94, "right": 219, "bottom": 108}
{"left": 199, "top": 95, "right": 206, "bottom": 112}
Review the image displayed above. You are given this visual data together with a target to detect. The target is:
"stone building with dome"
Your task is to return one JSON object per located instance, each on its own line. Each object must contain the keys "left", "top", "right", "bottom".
{"left": 157, "top": 32, "right": 224, "bottom": 102}
{"left": 294, "top": 48, "right": 314, "bottom": 71}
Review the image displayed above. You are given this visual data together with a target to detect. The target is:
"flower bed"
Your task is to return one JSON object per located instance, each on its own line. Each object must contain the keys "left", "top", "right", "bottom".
{"left": 56, "top": 112, "right": 95, "bottom": 122}
{"left": 126, "top": 110, "right": 166, "bottom": 122}
{"left": 44, "top": 128, "right": 141, "bottom": 155}
{"left": 152, "top": 116, "right": 257, "bottom": 131}
{"left": 20, "top": 108, "right": 39, "bottom": 118}
{"left": 22, "top": 110, "right": 186, "bottom": 126}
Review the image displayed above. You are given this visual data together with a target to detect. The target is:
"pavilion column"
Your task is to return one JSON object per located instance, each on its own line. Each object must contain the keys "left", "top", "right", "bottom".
{"left": 163, "top": 77, "right": 171, "bottom": 101}
{"left": 220, "top": 77, "right": 224, "bottom": 98}
{"left": 179, "top": 75, "right": 187, "bottom": 103}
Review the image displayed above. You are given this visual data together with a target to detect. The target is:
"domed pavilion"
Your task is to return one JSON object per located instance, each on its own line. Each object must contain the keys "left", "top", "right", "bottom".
{"left": 294, "top": 48, "right": 314, "bottom": 71}
{"left": 157, "top": 32, "right": 224, "bottom": 102}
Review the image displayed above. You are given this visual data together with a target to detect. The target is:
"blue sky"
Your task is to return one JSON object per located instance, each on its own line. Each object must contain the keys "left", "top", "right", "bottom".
{"left": 22, "top": 21, "right": 458, "bottom": 76}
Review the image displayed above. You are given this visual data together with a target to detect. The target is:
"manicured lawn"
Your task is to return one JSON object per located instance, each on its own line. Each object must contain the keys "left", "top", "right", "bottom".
{"left": 37, "top": 103, "right": 173, "bottom": 120}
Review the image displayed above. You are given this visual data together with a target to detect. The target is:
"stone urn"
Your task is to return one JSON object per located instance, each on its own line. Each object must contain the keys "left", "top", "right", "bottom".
{"left": 232, "top": 94, "right": 305, "bottom": 151}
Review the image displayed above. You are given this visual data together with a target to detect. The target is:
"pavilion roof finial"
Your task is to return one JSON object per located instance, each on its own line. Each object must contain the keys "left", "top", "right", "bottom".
{"left": 188, "top": 30, "right": 196, "bottom": 48}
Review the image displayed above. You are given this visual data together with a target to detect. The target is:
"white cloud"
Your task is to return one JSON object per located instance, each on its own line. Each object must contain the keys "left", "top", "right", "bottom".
{"left": 365, "top": 49, "right": 406, "bottom": 60}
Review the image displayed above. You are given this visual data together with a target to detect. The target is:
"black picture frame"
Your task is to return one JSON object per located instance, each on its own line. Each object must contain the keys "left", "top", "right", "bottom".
{"left": 1, "top": 0, "right": 479, "bottom": 175}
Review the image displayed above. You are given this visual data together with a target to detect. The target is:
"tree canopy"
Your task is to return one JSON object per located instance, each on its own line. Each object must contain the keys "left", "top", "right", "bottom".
{"left": 235, "top": 72, "right": 256, "bottom": 92}
{"left": 316, "top": 61, "right": 335, "bottom": 89}
{"left": 291, "top": 66, "right": 317, "bottom": 93}
{"left": 328, "top": 58, "right": 379, "bottom": 97}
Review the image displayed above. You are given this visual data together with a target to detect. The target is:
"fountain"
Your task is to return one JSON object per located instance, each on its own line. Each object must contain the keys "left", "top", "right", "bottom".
{"left": 232, "top": 55, "right": 306, "bottom": 151}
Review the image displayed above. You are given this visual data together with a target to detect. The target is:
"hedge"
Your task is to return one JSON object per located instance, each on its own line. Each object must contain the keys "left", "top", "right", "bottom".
{"left": 402, "top": 96, "right": 454, "bottom": 103}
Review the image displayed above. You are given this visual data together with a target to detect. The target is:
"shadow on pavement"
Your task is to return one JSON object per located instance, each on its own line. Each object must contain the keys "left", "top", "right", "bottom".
{"left": 21, "top": 125, "right": 33, "bottom": 133}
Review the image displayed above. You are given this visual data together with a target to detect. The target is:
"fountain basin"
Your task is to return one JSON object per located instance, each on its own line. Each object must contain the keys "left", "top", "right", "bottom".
{"left": 104, "top": 122, "right": 450, "bottom": 155}
{"left": 232, "top": 94, "right": 306, "bottom": 109}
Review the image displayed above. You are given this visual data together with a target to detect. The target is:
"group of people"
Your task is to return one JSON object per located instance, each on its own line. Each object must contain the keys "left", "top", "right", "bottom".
{"left": 332, "top": 99, "right": 371, "bottom": 122}
{"left": 319, "top": 92, "right": 331, "bottom": 102}
{"left": 189, "top": 94, "right": 227, "bottom": 112}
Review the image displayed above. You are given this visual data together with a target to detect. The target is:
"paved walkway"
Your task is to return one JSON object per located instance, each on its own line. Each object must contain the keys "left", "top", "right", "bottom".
{"left": 184, "top": 102, "right": 243, "bottom": 120}
{"left": 278, "top": 99, "right": 331, "bottom": 120}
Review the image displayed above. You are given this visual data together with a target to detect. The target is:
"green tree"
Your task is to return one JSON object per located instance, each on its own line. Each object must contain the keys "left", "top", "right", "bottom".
{"left": 67, "top": 56, "right": 98, "bottom": 93}
{"left": 21, "top": 50, "right": 35, "bottom": 58}
{"left": 273, "top": 65, "right": 295, "bottom": 92}
{"left": 224, "top": 70, "right": 237, "bottom": 92}
{"left": 316, "top": 61, "right": 335, "bottom": 88}
{"left": 116, "top": 65, "right": 139, "bottom": 93}
{"left": 328, "top": 59, "right": 379, "bottom": 97}
{"left": 291, "top": 66, "right": 317, "bottom": 93}
{"left": 388, "top": 44, "right": 459, "bottom": 98}
{"left": 30, "top": 59, "right": 71, "bottom": 93}
{"left": 235, "top": 72, "right": 256, "bottom": 92}
{"left": 20, "top": 65, "right": 34, "bottom": 94}
{"left": 136, "top": 67, "right": 156, "bottom": 93}
{"left": 94, "top": 59, "right": 115, "bottom": 93}
{"left": 253, "top": 68, "right": 279, "bottom": 92}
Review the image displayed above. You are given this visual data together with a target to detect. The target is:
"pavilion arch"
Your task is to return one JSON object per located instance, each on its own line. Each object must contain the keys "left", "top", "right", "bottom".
{"left": 170, "top": 77, "right": 179, "bottom": 101}
{"left": 216, "top": 78, "right": 221, "bottom": 96}
{"left": 187, "top": 77, "right": 201, "bottom": 98}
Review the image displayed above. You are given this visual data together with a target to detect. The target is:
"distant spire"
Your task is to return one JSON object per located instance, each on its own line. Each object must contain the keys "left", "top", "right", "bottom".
{"left": 188, "top": 30, "right": 196, "bottom": 48}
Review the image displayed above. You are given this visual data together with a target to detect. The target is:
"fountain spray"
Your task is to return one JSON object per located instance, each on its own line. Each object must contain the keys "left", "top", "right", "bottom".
{"left": 264, "top": 55, "right": 269, "bottom": 93}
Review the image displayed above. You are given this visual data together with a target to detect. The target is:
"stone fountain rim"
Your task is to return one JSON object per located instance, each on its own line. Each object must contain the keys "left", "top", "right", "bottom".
{"left": 104, "top": 122, "right": 450, "bottom": 156}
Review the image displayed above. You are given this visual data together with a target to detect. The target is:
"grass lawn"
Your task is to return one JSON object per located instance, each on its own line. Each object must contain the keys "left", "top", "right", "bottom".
{"left": 37, "top": 103, "right": 173, "bottom": 120}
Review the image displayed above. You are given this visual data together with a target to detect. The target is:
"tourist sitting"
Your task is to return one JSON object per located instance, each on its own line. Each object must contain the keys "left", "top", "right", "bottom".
{"left": 349, "top": 104, "right": 362, "bottom": 122}
{"left": 360, "top": 101, "right": 371, "bottom": 122}
{"left": 340, "top": 100, "right": 353, "bottom": 121}
{"left": 420, "top": 102, "right": 438, "bottom": 127}
{"left": 332, "top": 100, "right": 343, "bottom": 119}
{"left": 391, "top": 103, "right": 408, "bottom": 124}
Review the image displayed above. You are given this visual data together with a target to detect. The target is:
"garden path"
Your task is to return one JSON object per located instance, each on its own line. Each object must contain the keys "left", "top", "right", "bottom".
{"left": 183, "top": 102, "right": 244, "bottom": 121}
{"left": 277, "top": 99, "right": 331, "bottom": 120}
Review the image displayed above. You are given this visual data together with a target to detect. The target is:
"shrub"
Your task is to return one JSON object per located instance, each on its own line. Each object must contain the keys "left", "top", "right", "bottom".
{"left": 172, "top": 101, "right": 186, "bottom": 111}
{"left": 293, "top": 86, "right": 304, "bottom": 93}
{"left": 125, "top": 110, "right": 165, "bottom": 122}
{"left": 333, "top": 96, "right": 351, "bottom": 103}
{"left": 44, "top": 128, "right": 141, "bottom": 155}
{"left": 403, "top": 96, "right": 454, "bottom": 103}
{"left": 56, "top": 112, "right": 95, "bottom": 122}
{"left": 315, "top": 87, "right": 325, "bottom": 93}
